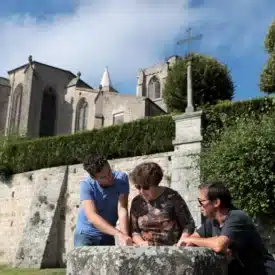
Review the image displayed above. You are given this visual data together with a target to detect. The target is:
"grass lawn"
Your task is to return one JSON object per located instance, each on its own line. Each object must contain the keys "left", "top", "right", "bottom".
{"left": 0, "top": 266, "right": 65, "bottom": 275}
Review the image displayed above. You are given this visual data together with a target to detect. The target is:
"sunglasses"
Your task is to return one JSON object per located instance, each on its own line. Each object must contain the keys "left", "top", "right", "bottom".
{"left": 197, "top": 198, "right": 209, "bottom": 206}
{"left": 135, "top": 184, "right": 150, "bottom": 190}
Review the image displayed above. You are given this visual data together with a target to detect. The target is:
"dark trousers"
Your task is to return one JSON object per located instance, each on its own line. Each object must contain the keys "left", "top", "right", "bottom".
{"left": 74, "top": 231, "right": 115, "bottom": 247}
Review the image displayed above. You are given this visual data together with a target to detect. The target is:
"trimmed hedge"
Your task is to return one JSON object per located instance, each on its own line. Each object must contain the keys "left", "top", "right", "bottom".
{"left": 202, "top": 96, "right": 275, "bottom": 147}
{"left": 0, "top": 115, "right": 175, "bottom": 175}
{"left": 1, "top": 96, "right": 275, "bottom": 177}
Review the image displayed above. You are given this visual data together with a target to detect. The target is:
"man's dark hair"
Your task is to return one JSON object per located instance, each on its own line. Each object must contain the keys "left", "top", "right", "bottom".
{"left": 83, "top": 153, "right": 109, "bottom": 178}
{"left": 199, "top": 180, "right": 232, "bottom": 208}
{"left": 129, "top": 162, "right": 163, "bottom": 188}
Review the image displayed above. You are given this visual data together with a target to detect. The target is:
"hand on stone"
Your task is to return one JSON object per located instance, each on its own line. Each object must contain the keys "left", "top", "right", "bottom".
{"left": 137, "top": 241, "right": 149, "bottom": 247}
{"left": 119, "top": 234, "right": 133, "bottom": 246}
{"left": 176, "top": 238, "right": 194, "bottom": 247}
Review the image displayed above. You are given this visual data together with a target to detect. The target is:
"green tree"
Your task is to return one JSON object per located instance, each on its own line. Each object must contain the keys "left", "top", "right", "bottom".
{"left": 259, "top": 54, "right": 275, "bottom": 93}
{"left": 264, "top": 19, "right": 275, "bottom": 54}
{"left": 163, "top": 53, "right": 234, "bottom": 113}
{"left": 200, "top": 115, "right": 275, "bottom": 218}
{"left": 260, "top": 19, "right": 275, "bottom": 93}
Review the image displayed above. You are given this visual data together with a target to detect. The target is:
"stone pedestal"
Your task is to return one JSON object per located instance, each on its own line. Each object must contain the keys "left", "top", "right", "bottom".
{"left": 66, "top": 246, "right": 227, "bottom": 275}
{"left": 171, "top": 111, "right": 203, "bottom": 227}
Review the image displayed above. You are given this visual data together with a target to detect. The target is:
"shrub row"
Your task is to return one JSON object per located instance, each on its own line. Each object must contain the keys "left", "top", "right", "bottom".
{"left": 202, "top": 96, "right": 275, "bottom": 147}
{"left": 200, "top": 97, "right": 275, "bottom": 218}
{"left": 1, "top": 96, "right": 274, "bottom": 178}
{"left": 0, "top": 115, "right": 175, "bottom": 175}
{"left": 200, "top": 115, "right": 275, "bottom": 218}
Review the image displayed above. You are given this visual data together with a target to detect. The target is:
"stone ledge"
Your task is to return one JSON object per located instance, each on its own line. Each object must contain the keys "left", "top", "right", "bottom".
{"left": 173, "top": 110, "right": 203, "bottom": 121}
{"left": 172, "top": 137, "right": 203, "bottom": 146}
{"left": 66, "top": 246, "right": 227, "bottom": 275}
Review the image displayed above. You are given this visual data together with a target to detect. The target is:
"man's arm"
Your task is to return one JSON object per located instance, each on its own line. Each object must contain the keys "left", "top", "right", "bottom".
{"left": 83, "top": 200, "right": 124, "bottom": 237}
{"left": 189, "top": 232, "right": 201, "bottom": 238}
{"left": 177, "top": 226, "right": 204, "bottom": 246}
{"left": 180, "top": 213, "right": 246, "bottom": 252}
{"left": 117, "top": 173, "right": 131, "bottom": 236}
{"left": 177, "top": 221, "right": 214, "bottom": 246}
{"left": 80, "top": 180, "right": 126, "bottom": 239}
{"left": 181, "top": 235, "right": 230, "bottom": 253}
{"left": 118, "top": 193, "right": 129, "bottom": 236}
{"left": 188, "top": 212, "right": 249, "bottom": 253}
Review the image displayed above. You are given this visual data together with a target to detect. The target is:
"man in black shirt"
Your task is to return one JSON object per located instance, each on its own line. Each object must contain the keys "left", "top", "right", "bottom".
{"left": 177, "top": 181, "right": 275, "bottom": 275}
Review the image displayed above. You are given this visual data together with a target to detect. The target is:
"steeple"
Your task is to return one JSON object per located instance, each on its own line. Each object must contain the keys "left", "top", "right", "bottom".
{"left": 100, "top": 67, "right": 112, "bottom": 88}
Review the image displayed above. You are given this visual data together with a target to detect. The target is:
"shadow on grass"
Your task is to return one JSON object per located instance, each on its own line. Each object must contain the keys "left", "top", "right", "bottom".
{"left": 0, "top": 266, "right": 65, "bottom": 275}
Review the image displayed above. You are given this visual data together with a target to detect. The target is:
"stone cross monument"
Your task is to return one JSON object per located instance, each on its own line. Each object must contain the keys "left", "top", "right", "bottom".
{"left": 177, "top": 28, "right": 202, "bottom": 113}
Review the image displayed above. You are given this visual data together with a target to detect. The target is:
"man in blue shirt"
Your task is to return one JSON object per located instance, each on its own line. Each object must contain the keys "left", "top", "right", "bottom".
{"left": 74, "top": 153, "right": 132, "bottom": 246}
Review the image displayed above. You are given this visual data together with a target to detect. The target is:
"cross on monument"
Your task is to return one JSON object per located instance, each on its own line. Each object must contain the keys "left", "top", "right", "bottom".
{"left": 177, "top": 28, "right": 202, "bottom": 113}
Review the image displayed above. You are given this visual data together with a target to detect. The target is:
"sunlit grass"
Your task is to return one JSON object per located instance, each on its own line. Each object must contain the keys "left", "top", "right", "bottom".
{"left": 0, "top": 266, "right": 65, "bottom": 275}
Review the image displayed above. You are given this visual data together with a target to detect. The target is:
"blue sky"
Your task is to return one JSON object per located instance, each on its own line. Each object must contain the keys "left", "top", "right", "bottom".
{"left": 0, "top": 0, "right": 274, "bottom": 101}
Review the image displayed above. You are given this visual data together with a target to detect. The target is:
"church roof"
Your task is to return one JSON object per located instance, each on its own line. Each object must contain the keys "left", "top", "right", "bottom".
{"left": 67, "top": 72, "right": 92, "bottom": 89}
{"left": 100, "top": 67, "right": 112, "bottom": 88}
{"left": 7, "top": 57, "right": 93, "bottom": 89}
{"left": 7, "top": 60, "right": 75, "bottom": 78}
{"left": 0, "top": 77, "right": 10, "bottom": 87}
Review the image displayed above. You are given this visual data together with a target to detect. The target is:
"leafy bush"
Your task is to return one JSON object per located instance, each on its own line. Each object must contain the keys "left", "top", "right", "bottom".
{"left": 259, "top": 54, "right": 275, "bottom": 94}
{"left": 264, "top": 19, "right": 275, "bottom": 54}
{"left": 260, "top": 19, "right": 275, "bottom": 93}
{"left": 202, "top": 96, "right": 275, "bottom": 148}
{"left": 163, "top": 53, "right": 234, "bottom": 112}
{"left": 0, "top": 135, "right": 28, "bottom": 179}
{"left": 200, "top": 115, "right": 275, "bottom": 218}
{"left": 0, "top": 115, "right": 175, "bottom": 175}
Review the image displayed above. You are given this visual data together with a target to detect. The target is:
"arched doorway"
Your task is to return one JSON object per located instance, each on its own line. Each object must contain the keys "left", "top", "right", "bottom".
{"left": 39, "top": 87, "right": 56, "bottom": 137}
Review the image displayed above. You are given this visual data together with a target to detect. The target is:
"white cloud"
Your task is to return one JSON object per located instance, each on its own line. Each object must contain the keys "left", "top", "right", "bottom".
{"left": 0, "top": 0, "right": 274, "bottom": 92}
{"left": 194, "top": 0, "right": 274, "bottom": 57}
{"left": 0, "top": 0, "right": 193, "bottom": 88}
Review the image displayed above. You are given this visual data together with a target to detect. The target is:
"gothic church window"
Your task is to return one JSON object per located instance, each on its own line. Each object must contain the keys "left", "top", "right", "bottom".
{"left": 10, "top": 84, "right": 23, "bottom": 135}
{"left": 75, "top": 98, "right": 88, "bottom": 132}
{"left": 39, "top": 87, "right": 57, "bottom": 137}
{"left": 148, "top": 76, "right": 161, "bottom": 99}
{"left": 113, "top": 112, "right": 124, "bottom": 125}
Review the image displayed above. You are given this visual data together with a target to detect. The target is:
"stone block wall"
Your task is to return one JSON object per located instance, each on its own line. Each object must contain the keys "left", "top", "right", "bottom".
{"left": 0, "top": 152, "right": 174, "bottom": 266}
{"left": 0, "top": 172, "right": 34, "bottom": 265}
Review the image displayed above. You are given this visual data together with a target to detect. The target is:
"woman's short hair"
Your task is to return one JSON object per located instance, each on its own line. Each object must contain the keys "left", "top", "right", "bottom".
{"left": 129, "top": 162, "right": 163, "bottom": 189}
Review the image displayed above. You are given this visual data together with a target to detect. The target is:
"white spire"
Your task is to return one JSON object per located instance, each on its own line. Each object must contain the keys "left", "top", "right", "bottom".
{"left": 100, "top": 67, "right": 112, "bottom": 88}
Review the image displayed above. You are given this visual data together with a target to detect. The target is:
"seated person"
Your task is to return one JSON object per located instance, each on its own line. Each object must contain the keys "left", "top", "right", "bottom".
{"left": 74, "top": 153, "right": 132, "bottom": 247}
{"left": 177, "top": 180, "right": 275, "bottom": 275}
{"left": 129, "top": 162, "right": 195, "bottom": 246}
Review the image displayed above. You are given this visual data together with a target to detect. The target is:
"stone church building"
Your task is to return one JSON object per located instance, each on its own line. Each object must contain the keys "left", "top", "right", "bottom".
{"left": 0, "top": 55, "right": 178, "bottom": 138}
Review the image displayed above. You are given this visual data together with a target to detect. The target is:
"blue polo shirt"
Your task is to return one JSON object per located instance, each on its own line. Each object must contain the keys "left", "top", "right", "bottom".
{"left": 75, "top": 170, "right": 129, "bottom": 238}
